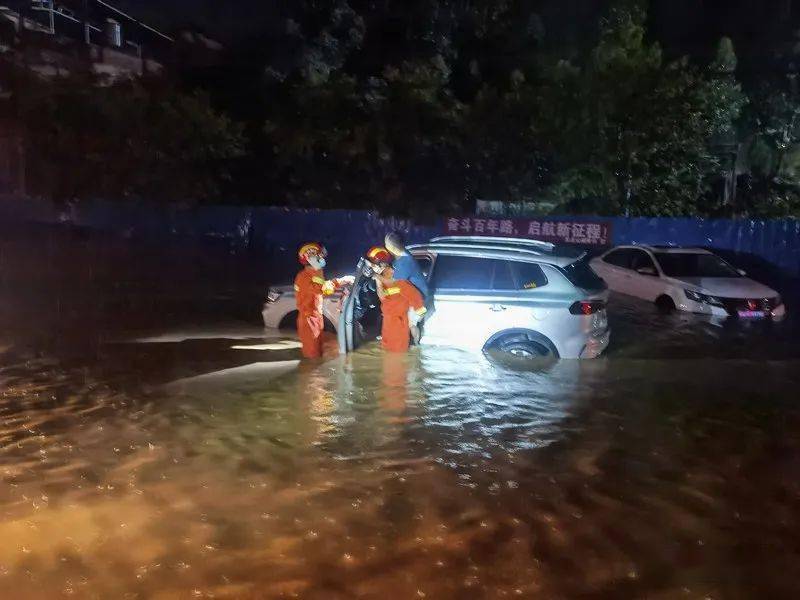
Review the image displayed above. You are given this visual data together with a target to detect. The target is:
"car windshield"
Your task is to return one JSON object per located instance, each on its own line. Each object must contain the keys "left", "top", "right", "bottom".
{"left": 654, "top": 252, "right": 740, "bottom": 278}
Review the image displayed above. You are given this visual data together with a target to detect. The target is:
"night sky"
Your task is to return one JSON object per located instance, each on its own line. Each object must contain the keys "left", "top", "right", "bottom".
{"left": 121, "top": 0, "right": 800, "bottom": 70}
{"left": 116, "top": 0, "right": 277, "bottom": 38}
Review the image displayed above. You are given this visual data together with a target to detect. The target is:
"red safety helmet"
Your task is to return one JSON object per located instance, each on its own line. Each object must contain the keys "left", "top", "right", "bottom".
{"left": 298, "top": 242, "right": 327, "bottom": 265}
{"left": 365, "top": 246, "right": 392, "bottom": 266}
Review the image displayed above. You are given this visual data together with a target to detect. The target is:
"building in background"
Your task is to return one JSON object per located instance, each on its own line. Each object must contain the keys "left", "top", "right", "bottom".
{"left": 0, "top": 0, "right": 174, "bottom": 81}
{"left": 0, "top": 1, "right": 226, "bottom": 197}
{"left": 0, "top": 0, "right": 176, "bottom": 195}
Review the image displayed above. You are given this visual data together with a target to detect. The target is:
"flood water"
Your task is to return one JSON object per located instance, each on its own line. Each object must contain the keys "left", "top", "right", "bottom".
{"left": 3, "top": 232, "right": 800, "bottom": 598}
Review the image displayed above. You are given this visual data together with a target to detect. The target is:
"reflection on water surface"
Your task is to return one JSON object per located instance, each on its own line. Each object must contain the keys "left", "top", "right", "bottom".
{"left": 3, "top": 332, "right": 800, "bottom": 598}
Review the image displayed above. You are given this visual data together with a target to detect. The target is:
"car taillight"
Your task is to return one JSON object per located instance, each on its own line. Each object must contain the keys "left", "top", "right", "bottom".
{"left": 569, "top": 300, "right": 605, "bottom": 315}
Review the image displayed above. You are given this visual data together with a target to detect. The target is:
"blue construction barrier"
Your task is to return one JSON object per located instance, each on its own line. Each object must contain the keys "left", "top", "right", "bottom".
{"left": 615, "top": 217, "right": 800, "bottom": 279}
{"left": 2, "top": 197, "right": 799, "bottom": 280}
{"left": 248, "top": 208, "right": 440, "bottom": 281}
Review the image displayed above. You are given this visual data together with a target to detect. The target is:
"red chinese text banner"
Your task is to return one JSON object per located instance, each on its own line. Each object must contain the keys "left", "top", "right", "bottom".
{"left": 444, "top": 217, "right": 612, "bottom": 246}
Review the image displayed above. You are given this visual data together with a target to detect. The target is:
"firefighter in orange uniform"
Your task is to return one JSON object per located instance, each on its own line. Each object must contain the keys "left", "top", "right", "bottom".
{"left": 295, "top": 242, "right": 352, "bottom": 359}
{"left": 365, "top": 247, "right": 426, "bottom": 353}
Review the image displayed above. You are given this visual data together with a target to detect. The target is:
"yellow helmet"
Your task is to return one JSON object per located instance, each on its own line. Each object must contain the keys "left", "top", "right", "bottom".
{"left": 298, "top": 242, "right": 326, "bottom": 265}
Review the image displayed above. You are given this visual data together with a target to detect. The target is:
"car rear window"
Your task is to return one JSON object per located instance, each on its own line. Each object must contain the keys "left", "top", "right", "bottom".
{"left": 431, "top": 255, "right": 495, "bottom": 289}
{"left": 491, "top": 261, "right": 516, "bottom": 289}
{"left": 562, "top": 259, "right": 607, "bottom": 291}
{"left": 603, "top": 249, "right": 635, "bottom": 269}
{"left": 654, "top": 252, "right": 741, "bottom": 278}
{"left": 431, "top": 255, "right": 549, "bottom": 291}
{"left": 631, "top": 250, "right": 657, "bottom": 272}
{"left": 510, "top": 262, "right": 548, "bottom": 290}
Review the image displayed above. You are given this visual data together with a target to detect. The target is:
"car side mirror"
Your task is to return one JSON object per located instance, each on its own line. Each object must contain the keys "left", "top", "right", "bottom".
{"left": 737, "top": 268, "right": 747, "bottom": 276}
{"left": 636, "top": 266, "right": 658, "bottom": 277}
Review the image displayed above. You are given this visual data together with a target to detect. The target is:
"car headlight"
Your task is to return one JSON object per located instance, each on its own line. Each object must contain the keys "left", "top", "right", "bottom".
{"left": 266, "top": 289, "right": 283, "bottom": 303}
{"left": 684, "top": 289, "right": 702, "bottom": 302}
{"left": 684, "top": 289, "right": 724, "bottom": 307}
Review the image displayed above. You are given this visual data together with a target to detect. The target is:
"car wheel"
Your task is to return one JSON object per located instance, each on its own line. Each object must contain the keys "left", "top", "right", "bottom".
{"left": 279, "top": 311, "right": 336, "bottom": 333}
{"left": 655, "top": 295, "right": 676, "bottom": 314}
{"left": 278, "top": 311, "right": 299, "bottom": 330}
{"left": 495, "top": 334, "right": 555, "bottom": 359}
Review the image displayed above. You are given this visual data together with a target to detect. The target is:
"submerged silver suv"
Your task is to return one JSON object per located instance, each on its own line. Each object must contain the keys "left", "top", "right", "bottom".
{"left": 338, "top": 236, "right": 610, "bottom": 359}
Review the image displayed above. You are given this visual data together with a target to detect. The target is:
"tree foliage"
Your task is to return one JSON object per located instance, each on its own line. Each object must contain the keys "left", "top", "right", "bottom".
{"left": 253, "top": 1, "right": 747, "bottom": 215}
{"left": 16, "top": 0, "right": 800, "bottom": 216}
{"left": 731, "top": 83, "right": 800, "bottom": 217}
{"left": 265, "top": 57, "right": 464, "bottom": 213}
{"left": 519, "top": 9, "right": 745, "bottom": 215}
{"left": 19, "top": 77, "right": 245, "bottom": 203}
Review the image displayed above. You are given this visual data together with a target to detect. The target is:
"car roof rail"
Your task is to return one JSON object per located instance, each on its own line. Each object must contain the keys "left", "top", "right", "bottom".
{"left": 417, "top": 242, "right": 548, "bottom": 257}
{"left": 409, "top": 242, "right": 580, "bottom": 267}
{"left": 647, "top": 245, "right": 709, "bottom": 252}
{"left": 429, "top": 235, "right": 556, "bottom": 250}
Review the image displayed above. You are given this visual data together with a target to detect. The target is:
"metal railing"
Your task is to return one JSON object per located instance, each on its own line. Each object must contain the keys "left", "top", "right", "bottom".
{"left": 20, "top": 0, "right": 172, "bottom": 46}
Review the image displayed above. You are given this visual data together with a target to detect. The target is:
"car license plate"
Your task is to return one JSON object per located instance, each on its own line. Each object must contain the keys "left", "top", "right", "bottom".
{"left": 737, "top": 310, "right": 765, "bottom": 319}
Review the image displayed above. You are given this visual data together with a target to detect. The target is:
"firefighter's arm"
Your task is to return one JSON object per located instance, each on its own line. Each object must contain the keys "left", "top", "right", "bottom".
{"left": 405, "top": 285, "right": 427, "bottom": 319}
{"left": 375, "top": 278, "right": 387, "bottom": 300}
{"left": 323, "top": 275, "right": 355, "bottom": 295}
{"left": 310, "top": 274, "right": 327, "bottom": 294}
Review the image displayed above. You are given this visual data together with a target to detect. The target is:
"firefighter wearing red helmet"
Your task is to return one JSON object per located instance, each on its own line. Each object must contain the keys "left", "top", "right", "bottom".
{"left": 365, "top": 245, "right": 393, "bottom": 267}
{"left": 294, "top": 242, "right": 352, "bottom": 358}
{"left": 365, "top": 246, "right": 426, "bottom": 353}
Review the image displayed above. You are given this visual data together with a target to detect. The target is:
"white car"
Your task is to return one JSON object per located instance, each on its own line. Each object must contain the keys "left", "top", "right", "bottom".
{"left": 261, "top": 286, "right": 344, "bottom": 333}
{"left": 590, "top": 245, "right": 786, "bottom": 321}
{"left": 263, "top": 236, "right": 611, "bottom": 359}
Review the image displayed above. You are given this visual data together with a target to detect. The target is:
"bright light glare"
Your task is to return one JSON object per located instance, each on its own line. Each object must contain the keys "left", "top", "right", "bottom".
{"left": 231, "top": 341, "right": 302, "bottom": 351}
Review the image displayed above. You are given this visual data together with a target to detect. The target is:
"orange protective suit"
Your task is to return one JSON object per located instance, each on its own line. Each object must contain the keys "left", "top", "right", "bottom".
{"left": 380, "top": 280, "right": 425, "bottom": 353}
{"left": 294, "top": 268, "right": 327, "bottom": 358}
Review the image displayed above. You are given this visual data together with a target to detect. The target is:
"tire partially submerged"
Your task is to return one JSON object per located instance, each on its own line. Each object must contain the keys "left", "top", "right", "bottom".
{"left": 485, "top": 331, "right": 559, "bottom": 366}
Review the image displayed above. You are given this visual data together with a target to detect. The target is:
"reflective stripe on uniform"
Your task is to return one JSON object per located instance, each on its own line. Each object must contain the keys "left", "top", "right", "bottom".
{"left": 384, "top": 287, "right": 402, "bottom": 296}
{"left": 312, "top": 276, "right": 326, "bottom": 285}
{"left": 294, "top": 285, "right": 300, "bottom": 291}
{"left": 415, "top": 307, "right": 427, "bottom": 315}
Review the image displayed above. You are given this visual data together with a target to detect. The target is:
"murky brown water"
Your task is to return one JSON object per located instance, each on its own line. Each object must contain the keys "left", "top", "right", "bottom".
{"left": 3, "top": 304, "right": 800, "bottom": 599}
{"left": 3, "top": 227, "right": 800, "bottom": 598}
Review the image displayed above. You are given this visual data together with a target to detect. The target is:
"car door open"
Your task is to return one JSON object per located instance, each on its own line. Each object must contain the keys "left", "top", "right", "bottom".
{"left": 338, "top": 258, "right": 382, "bottom": 353}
